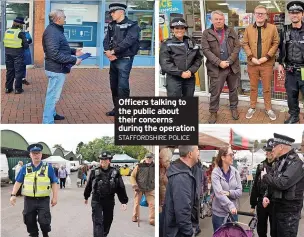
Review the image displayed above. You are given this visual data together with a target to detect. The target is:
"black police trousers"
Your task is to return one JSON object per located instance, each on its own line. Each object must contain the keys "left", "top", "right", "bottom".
{"left": 166, "top": 74, "right": 195, "bottom": 97}
{"left": 5, "top": 53, "right": 24, "bottom": 91}
{"left": 285, "top": 70, "right": 304, "bottom": 117}
{"left": 256, "top": 201, "right": 273, "bottom": 237}
{"left": 109, "top": 57, "right": 134, "bottom": 108}
{"left": 91, "top": 199, "right": 115, "bottom": 237}
{"left": 272, "top": 203, "right": 301, "bottom": 237}
{"left": 23, "top": 196, "right": 51, "bottom": 237}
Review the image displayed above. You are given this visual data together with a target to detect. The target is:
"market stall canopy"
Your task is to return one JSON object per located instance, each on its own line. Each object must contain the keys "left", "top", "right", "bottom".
{"left": 198, "top": 132, "right": 229, "bottom": 150}
{"left": 43, "top": 156, "right": 71, "bottom": 173}
{"left": 112, "top": 154, "right": 139, "bottom": 163}
{"left": 230, "top": 128, "right": 254, "bottom": 150}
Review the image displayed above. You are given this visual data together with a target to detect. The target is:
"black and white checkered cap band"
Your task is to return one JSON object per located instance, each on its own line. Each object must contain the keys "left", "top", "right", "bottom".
{"left": 171, "top": 21, "right": 187, "bottom": 27}
{"left": 289, "top": 4, "right": 303, "bottom": 11}
{"left": 274, "top": 138, "right": 292, "bottom": 146}
{"left": 109, "top": 6, "right": 126, "bottom": 12}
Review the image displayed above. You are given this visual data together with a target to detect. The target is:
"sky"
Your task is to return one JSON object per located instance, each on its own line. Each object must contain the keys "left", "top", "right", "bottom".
{"left": 199, "top": 124, "right": 304, "bottom": 143}
{"left": 0, "top": 125, "right": 115, "bottom": 153}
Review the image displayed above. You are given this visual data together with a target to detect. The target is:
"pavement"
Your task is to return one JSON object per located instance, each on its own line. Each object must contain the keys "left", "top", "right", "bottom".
{"left": 1, "top": 172, "right": 154, "bottom": 237}
{"left": 1, "top": 68, "right": 155, "bottom": 124}
{"left": 159, "top": 91, "right": 304, "bottom": 124}
{"left": 197, "top": 192, "right": 304, "bottom": 237}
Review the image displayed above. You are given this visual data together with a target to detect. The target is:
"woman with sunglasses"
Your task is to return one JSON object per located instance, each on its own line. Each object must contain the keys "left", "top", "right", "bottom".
{"left": 211, "top": 146, "right": 242, "bottom": 232}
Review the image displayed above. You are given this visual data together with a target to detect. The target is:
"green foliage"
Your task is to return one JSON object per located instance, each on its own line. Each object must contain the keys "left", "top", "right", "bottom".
{"left": 53, "top": 144, "right": 65, "bottom": 150}
{"left": 78, "top": 137, "right": 149, "bottom": 162}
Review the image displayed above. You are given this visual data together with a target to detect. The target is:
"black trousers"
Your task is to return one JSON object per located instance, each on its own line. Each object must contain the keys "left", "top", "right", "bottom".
{"left": 257, "top": 201, "right": 273, "bottom": 237}
{"left": 285, "top": 70, "right": 304, "bottom": 117}
{"left": 166, "top": 74, "right": 195, "bottom": 97}
{"left": 109, "top": 57, "right": 134, "bottom": 108}
{"left": 91, "top": 199, "right": 115, "bottom": 237}
{"left": 5, "top": 53, "right": 24, "bottom": 90}
{"left": 60, "top": 178, "right": 66, "bottom": 189}
{"left": 272, "top": 203, "right": 301, "bottom": 237}
{"left": 23, "top": 196, "right": 51, "bottom": 237}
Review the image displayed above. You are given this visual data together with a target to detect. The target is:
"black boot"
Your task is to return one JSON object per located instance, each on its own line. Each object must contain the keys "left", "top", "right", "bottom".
{"left": 284, "top": 115, "right": 299, "bottom": 124}
{"left": 15, "top": 89, "right": 24, "bottom": 94}
{"left": 54, "top": 114, "right": 65, "bottom": 120}
{"left": 5, "top": 88, "right": 13, "bottom": 94}
{"left": 106, "top": 109, "right": 115, "bottom": 116}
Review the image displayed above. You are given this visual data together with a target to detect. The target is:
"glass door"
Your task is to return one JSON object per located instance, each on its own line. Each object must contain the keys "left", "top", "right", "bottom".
{"left": 1, "top": 0, "right": 33, "bottom": 65}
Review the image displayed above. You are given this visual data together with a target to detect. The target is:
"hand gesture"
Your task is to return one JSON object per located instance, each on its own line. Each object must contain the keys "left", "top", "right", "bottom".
{"left": 121, "top": 204, "right": 127, "bottom": 211}
{"left": 51, "top": 197, "right": 57, "bottom": 207}
{"left": 263, "top": 197, "right": 270, "bottom": 208}
{"left": 261, "top": 168, "right": 267, "bottom": 179}
{"left": 76, "top": 59, "right": 82, "bottom": 66}
{"left": 258, "top": 57, "right": 268, "bottom": 64}
{"left": 250, "top": 208, "right": 255, "bottom": 214}
{"left": 219, "top": 61, "right": 229, "bottom": 69}
{"left": 10, "top": 196, "right": 16, "bottom": 206}
{"left": 181, "top": 71, "right": 191, "bottom": 79}
{"left": 84, "top": 199, "right": 88, "bottom": 205}
{"left": 104, "top": 50, "right": 112, "bottom": 58}
{"left": 76, "top": 49, "right": 84, "bottom": 57}
{"left": 230, "top": 208, "right": 237, "bottom": 215}
{"left": 251, "top": 58, "right": 261, "bottom": 65}
{"left": 109, "top": 55, "right": 117, "bottom": 62}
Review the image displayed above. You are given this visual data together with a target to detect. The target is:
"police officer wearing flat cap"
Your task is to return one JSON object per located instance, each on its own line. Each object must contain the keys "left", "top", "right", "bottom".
{"left": 277, "top": 1, "right": 304, "bottom": 124}
{"left": 84, "top": 151, "right": 128, "bottom": 237}
{"left": 250, "top": 138, "right": 276, "bottom": 237}
{"left": 10, "top": 143, "right": 58, "bottom": 237}
{"left": 3, "top": 16, "right": 29, "bottom": 94}
{"left": 103, "top": 3, "right": 141, "bottom": 117}
{"left": 160, "top": 18, "right": 203, "bottom": 97}
{"left": 261, "top": 133, "right": 304, "bottom": 237}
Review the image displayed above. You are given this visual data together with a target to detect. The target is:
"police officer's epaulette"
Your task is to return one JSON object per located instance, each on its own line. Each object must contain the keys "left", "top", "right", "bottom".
{"left": 111, "top": 168, "right": 118, "bottom": 178}
{"left": 94, "top": 167, "right": 100, "bottom": 176}
{"left": 26, "top": 163, "right": 33, "bottom": 173}
{"left": 162, "top": 38, "right": 172, "bottom": 43}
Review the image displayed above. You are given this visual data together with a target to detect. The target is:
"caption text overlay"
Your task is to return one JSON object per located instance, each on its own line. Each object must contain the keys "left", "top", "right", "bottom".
{"left": 115, "top": 97, "right": 198, "bottom": 145}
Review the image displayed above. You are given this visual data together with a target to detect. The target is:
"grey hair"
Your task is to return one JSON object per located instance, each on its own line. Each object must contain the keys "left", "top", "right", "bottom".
{"left": 211, "top": 10, "right": 225, "bottom": 19}
{"left": 49, "top": 9, "right": 65, "bottom": 23}
{"left": 178, "top": 145, "right": 197, "bottom": 157}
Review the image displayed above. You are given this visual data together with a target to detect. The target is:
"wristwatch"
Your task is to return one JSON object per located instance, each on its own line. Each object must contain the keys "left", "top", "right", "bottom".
{"left": 10, "top": 194, "right": 16, "bottom": 196}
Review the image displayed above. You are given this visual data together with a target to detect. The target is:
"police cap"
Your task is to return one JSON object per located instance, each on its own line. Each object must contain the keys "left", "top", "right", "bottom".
{"left": 145, "top": 153, "right": 154, "bottom": 159}
{"left": 99, "top": 151, "right": 113, "bottom": 160}
{"left": 273, "top": 133, "right": 295, "bottom": 146}
{"left": 263, "top": 138, "right": 275, "bottom": 151}
{"left": 109, "top": 3, "right": 127, "bottom": 13}
{"left": 170, "top": 18, "right": 188, "bottom": 29}
{"left": 27, "top": 143, "right": 43, "bottom": 152}
{"left": 13, "top": 17, "right": 25, "bottom": 24}
{"left": 287, "top": 1, "right": 304, "bottom": 12}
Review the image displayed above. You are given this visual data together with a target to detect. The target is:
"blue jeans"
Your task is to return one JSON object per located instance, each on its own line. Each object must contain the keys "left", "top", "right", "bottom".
{"left": 212, "top": 213, "right": 238, "bottom": 233}
{"left": 43, "top": 70, "right": 66, "bottom": 124}
{"left": 109, "top": 57, "right": 134, "bottom": 108}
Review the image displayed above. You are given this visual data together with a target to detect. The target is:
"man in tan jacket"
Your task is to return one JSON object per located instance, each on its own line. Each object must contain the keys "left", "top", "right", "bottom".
{"left": 130, "top": 153, "right": 155, "bottom": 225}
{"left": 242, "top": 5, "right": 279, "bottom": 121}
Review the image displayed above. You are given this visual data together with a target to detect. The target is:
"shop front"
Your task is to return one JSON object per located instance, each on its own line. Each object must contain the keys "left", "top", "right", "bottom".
{"left": 45, "top": 0, "right": 155, "bottom": 68}
{"left": 0, "top": 0, "right": 155, "bottom": 68}
{"left": 159, "top": 0, "right": 296, "bottom": 106}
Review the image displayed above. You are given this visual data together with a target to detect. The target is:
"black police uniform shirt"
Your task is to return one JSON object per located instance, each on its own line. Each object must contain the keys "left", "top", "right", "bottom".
{"left": 250, "top": 159, "right": 274, "bottom": 209}
{"left": 263, "top": 150, "right": 304, "bottom": 212}
{"left": 103, "top": 16, "right": 140, "bottom": 58}
{"left": 84, "top": 166, "right": 128, "bottom": 204}
{"left": 159, "top": 35, "right": 203, "bottom": 77}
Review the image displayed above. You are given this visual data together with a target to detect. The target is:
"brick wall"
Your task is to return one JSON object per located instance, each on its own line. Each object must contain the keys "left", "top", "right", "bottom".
{"left": 33, "top": 0, "right": 45, "bottom": 67}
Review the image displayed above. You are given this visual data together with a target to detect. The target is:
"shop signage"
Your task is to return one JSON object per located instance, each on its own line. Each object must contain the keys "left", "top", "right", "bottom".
{"left": 274, "top": 70, "right": 286, "bottom": 93}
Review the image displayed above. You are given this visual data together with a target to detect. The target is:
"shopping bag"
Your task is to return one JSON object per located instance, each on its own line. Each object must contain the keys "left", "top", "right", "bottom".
{"left": 66, "top": 175, "right": 72, "bottom": 188}
{"left": 140, "top": 194, "right": 148, "bottom": 207}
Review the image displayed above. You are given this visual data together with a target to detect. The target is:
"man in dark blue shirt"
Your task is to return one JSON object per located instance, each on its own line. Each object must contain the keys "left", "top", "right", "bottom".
{"left": 10, "top": 143, "right": 58, "bottom": 237}
{"left": 103, "top": 3, "right": 141, "bottom": 116}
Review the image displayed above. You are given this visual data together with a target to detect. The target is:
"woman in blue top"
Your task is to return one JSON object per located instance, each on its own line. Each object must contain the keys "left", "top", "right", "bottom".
{"left": 22, "top": 23, "right": 32, "bottom": 85}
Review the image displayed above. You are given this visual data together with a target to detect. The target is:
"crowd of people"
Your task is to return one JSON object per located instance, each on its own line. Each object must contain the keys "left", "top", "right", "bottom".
{"left": 160, "top": 132, "right": 304, "bottom": 237}
{"left": 160, "top": 1, "right": 304, "bottom": 124}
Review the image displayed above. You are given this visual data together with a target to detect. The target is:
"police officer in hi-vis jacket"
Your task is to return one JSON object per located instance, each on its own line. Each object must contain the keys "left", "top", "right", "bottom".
{"left": 9, "top": 144, "right": 58, "bottom": 237}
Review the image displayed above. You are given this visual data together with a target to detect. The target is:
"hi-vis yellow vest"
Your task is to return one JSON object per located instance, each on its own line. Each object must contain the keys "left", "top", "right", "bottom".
{"left": 22, "top": 162, "right": 51, "bottom": 197}
{"left": 3, "top": 28, "right": 22, "bottom": 48}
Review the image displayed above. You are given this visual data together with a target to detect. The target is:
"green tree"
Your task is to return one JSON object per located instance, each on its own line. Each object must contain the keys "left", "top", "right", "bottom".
{"left": 254, "top": 140, "right": 259, "bottom": 149}
{"left": 122, "top": 146, "right": 149, "bottom": 161}
{"left": 76, "top": 142, "right": 84, "bottom": 154}
{"left": 260, "top": 139, "right": 268, "bottom": 144}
